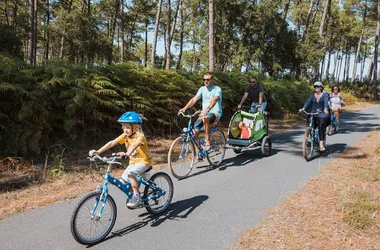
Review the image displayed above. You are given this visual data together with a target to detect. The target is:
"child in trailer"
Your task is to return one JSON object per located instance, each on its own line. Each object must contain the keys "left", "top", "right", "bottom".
{"left": 239, "top": 121, "right": 251, "bottom": 139}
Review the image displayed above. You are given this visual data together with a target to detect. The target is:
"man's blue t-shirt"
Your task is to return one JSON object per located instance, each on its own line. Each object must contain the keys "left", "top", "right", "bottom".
{"left": 196, "top": 85, "right": 222, "bottom": 120}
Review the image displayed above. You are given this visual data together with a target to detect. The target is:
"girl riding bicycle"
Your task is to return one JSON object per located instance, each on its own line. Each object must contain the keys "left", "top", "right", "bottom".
{"left": 89, "top": 111, "right": 152, "bottom": 208}
{"left": 299, "top": 81, "right": 329, "bottom": 152}
{"left": 330, "top": 85, "right": 344, "bottom": 131}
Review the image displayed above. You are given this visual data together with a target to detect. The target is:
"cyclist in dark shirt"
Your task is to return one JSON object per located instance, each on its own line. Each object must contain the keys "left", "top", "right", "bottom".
{"left": 299, "top": 81, "right": 329, "bottom": 152}
{"left": 238, "top": 77, "right": 267, "bottom": 113}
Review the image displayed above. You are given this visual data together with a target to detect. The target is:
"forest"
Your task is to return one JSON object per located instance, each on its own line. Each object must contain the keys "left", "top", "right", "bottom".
{"left": 0, "top": 0, "right": 379, "bottom": 160}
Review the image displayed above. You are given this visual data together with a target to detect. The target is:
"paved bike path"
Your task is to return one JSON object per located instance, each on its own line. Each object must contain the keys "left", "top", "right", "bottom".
{"left": 1, "top": 106, "right": 379, "bottom": 250}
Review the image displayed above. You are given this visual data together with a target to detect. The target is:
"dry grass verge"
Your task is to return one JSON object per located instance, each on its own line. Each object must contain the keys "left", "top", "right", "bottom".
{"left": 230, "top": 128, "right": 380, "bottom": 250}
{"left": 0, "top": 139, "right": 171, "bottom": 221}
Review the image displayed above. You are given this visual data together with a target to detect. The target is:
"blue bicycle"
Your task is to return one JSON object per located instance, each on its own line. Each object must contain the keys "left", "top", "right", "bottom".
{"left": 70, "top": 154, "right": 173, "bottom": 245}
{"left": 168, "top": 110, "right": 226, "bottom": 179}
{"left": 327, "top": 110, "right": 339, "bottom": 135}
{"left": 301, "top": 110, "right": 325, "bottom": 161}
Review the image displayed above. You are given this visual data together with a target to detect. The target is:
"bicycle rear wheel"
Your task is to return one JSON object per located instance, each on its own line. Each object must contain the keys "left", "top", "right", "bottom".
{"left": 70, "top": 191, "right": 117, "bottom": 245}
{"left": 168, "top": 136, "right": 196, "bottom": 179}
{"left": 206, "top": 129, "right": 226, "bottom": 166}
{"left": 302, "top": 127, "right": 313, "bottom": 161}
{"left": 144, "top": 172, "right": 174, "bottom": 214}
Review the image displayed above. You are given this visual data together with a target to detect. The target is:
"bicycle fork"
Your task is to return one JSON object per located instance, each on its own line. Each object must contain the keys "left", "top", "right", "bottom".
{"left": 90, "top": 176, "right": 110, "bottom": 220}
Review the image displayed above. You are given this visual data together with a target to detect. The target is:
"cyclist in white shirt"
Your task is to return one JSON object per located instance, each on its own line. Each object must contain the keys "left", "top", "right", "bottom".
{"left": 330, "top": 85, "right": 344, "bottom": 130}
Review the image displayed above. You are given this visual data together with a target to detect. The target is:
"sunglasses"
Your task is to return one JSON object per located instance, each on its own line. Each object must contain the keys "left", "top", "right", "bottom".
{"left": 314, "top": 86, "right": 322, "bottom": 88}
{"left": 250, "top": 81, "right": 257, "bottom": 83}
{"left": 203, "top": 78, "right": 212, "bottom": 81}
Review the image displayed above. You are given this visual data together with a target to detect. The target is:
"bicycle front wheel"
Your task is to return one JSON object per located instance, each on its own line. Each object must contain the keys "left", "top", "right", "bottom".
{"left": 144, "top": 172, "right": 174, "bottom": 214}
{"left": 168, "top": 136, "right": 196, "bottom": 179}
{"left": 207, "top": 129, "right": 226, "bottom": 166}
{"left": 302, "top": 127, "right": 313, "bottom": 161}
{"left": 70, "top": 191, "right": 117, "bottom": 245}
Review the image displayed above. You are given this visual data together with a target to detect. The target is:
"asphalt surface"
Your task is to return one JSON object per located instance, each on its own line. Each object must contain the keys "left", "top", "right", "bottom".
{"left": 1, "top": 106, "right": 379, "bottom": 250}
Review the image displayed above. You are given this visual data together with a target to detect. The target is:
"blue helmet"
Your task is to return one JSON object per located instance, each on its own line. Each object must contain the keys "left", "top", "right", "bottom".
{"left": 118, "top": 111, "right": 143, "bottom": 124}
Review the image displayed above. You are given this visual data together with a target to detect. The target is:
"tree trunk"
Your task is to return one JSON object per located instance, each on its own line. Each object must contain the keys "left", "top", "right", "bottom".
{"left": 209, "top": 0, "right": 214, "bottom": 71}
{"left": 345, "top": 50, "right": 351, "bottom": 81}
{"left": 343, "top": 51, "right": 348, "bottom": 81}
{"left": 338, "top": 51, "right": 344, "bottom": 82}
{"left": 360, "top": 42, "right": 367, "bottom": 81}
{"left": 164, "top": 0, "right": 171, "bottom": 70}
{"left": 332, "top": 51, "right": 339, "bottom": 82}
{"left": 28, "top": 0, "right": 35, "bottom": 65}
{"left": 176, "top": 5, "right": 184, "bottom": 70}
{"left": 282, "top": 0, "right": 291, "bottom": 22}
{"left": 169, "top": 0, "right": 181, "bottom": 47}
{"left": 367, "top": 57, "right": 374, "bottom": 80}
{"left": 302, "top": 0, "right": 315, "bottom": 42}
{"left": 319, "top": 0, "right": 331, "bottom": 39}
{"left": 144, "top": 19, "right": 148, "bottom": 67}
{"left": 325, "top": 49, "right": 332, "bottom": 79}
{"left": 44, "top": 0, "right": 50, "bottom": 61}
{"left": 33, "top": 0, "right": 37, "bottom": 65}
{"left": 120, "top": 0, "right": 124, "bottom": 62}
{"left": 372, "top": 0, "right": 380, "bottom": 98}
{"left": 151, "top": 0, "right": 163, "bottom": 66}
{"left": 352, "top": 30, "right": 364, "bottom": 82}
{"left": 295, "top": 0, "right": 302, "bottom": 35}
{"left": 109, "top": 0, "right": 120, "bottom": 64}
{"left": 320, "top": 56, "right": 325, "bottom": 80}
{"left": 60, "top": 0, "right": 73, "bottom": 60}
{"left": 352, "top": 0, "right": 367, "bottom": 83}
{"left": 192, "top": 31, "right": 196, "bottom": 71}
{"left": 311, "top": 0, "right": 321, "bottom": 29}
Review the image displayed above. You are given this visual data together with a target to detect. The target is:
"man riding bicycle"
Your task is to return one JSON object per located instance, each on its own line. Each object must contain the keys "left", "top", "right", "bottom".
{"left": 237, "top": 77, "right": 267, "bottom": 113}
{"left": 179, "top": 72, "right": 222, "bottom": 151}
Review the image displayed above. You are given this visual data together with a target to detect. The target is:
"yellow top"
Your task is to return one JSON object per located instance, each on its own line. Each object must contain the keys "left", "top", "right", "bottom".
{"left": 116, "top": 133, "right": 152, "bottom": 166}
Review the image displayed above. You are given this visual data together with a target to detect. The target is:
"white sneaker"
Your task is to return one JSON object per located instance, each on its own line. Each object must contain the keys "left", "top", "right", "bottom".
{"left": 127, "top": 195, "right": 142, "bottom": 208}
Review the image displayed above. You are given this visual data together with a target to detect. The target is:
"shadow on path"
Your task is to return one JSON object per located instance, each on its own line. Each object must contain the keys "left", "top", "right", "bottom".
{"left": 88, "top": 195, "right": 209, "bottom": 247}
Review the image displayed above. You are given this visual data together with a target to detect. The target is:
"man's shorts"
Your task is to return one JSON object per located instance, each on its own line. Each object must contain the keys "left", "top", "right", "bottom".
{"left": 194, "top": 113, "right": 217, "bottom": 131}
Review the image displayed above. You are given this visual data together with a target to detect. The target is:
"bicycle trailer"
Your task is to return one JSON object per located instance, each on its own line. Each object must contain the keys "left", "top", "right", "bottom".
{"left": 227, "top": 110, "right": 272, "bottom": 156}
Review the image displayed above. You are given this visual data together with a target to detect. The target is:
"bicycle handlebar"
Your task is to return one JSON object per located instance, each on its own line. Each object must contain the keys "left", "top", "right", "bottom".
{"left": 178, "top": 110, "right": 202, "bottom": 118}
{"left": 299, "top": 109, "right": 322, "bottom": 116}
{"left": 88, "top": 154, "right": 124, "bottom": 165}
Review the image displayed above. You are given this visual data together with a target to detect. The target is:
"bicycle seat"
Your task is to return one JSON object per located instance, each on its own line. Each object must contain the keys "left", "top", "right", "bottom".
{"left": 142, "top": 166, "right": 152, "bottom": 173}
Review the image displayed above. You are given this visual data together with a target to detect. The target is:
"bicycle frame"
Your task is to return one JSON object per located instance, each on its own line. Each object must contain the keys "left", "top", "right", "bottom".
{"left": 90, "top": 156, "right": 165, "bottom": 218}
{"left": 330, "top": 111, "right": 336, "bottom": 129}
{"left": 303, "top": 110, "right": 322, "bottom": 154}
{"left": 178, "top": 111, "right": 219, "bottom": 159}
{"left": 308, "top": 115, "right": 319, "bottom": 145}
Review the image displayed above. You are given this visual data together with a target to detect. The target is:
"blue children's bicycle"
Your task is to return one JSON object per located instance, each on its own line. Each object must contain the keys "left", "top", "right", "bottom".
{"left": 168, "top": 110, "right": 226, "bottom": 180}
{"left": 301, "top": 110, "right": 325, "bottom": 161}
{"left": 70, "top": 154, "right": 173, "bottom": 245}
